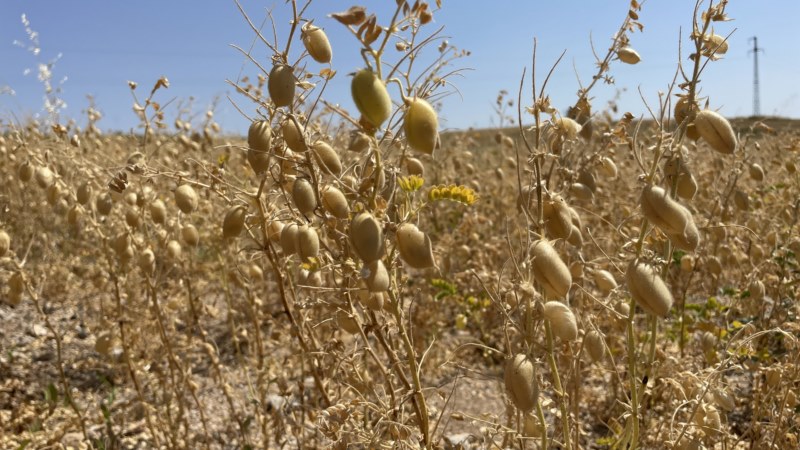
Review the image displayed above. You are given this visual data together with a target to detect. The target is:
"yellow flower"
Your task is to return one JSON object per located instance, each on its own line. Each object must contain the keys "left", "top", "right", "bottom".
{"left": 398, "top": 175, "right": 424, "bottom": 192}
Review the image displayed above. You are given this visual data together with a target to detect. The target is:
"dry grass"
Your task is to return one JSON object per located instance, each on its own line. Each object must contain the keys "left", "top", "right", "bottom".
{"left": 1, "top": 1, "right": 800, "bottom": 449}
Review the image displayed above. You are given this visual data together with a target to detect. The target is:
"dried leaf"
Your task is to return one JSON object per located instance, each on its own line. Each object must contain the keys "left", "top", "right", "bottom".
{"left": 364, "top": 15, "right": 382, "bottom": 46}
{"left": 419, "top": 4, "right": 433, "bottom": 25}
{"left": 330, "top": 6, "right": 367, "bottom": 26}
{"left": 356, "top": 16, "right": 371, "bottom": 38}
{"left": 320, "top": 68, "right": 336, "bottom": 80}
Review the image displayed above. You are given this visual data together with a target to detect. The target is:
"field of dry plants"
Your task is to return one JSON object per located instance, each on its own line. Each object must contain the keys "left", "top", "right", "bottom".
{"left": 2, "top": 0, "right": 800, "bottom": 449}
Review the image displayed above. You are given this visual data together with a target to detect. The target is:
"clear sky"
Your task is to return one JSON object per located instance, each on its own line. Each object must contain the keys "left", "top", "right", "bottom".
{"left": 1, "top": 1, "right": 798, "bottom": 135}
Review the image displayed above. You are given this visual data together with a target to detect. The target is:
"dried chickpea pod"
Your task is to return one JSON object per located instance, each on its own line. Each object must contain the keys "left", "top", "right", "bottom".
{"left": 76, "top": 181, "right": 92, "bottom": 205}
{"left": 787, "top": 390, "right": 799, "bottom": 408}
{"left": 570, "top": 182, "right": 593, "bottom": 200}
{"left": 577, "top": 169, "right": 597, "bottom": 193}
{"left": 311, "top": 141, "right": 343, "bottom": 176}
{"left": 733, "top": 190, "right": 749, "bottom": 211}
{"left": 292, "top": 178, "right": 317, "bottom": 215}
{"left": 702, "top": 33, "right": 729, "bottom": 57}
{"left": 349, "top": 212, "right": 383, "bottom": 262}
{"left": 765, "top": 367, "right": 781, "bottom": 387}
{"left": 553, "top": 117, "right": 582, "bottom": 140}
{"left": 351, "top": 69, "right": 392, "bottom": 128}
{"left": 302, "top": 267, "right": 323, "bottom": 287}
{"left": 569, "top": 260, "right": 584, "bottom": 279}
{"left": 405, "top": 157, "right": 425, "bottom": 176}
{"left": 626, "top": 259, "right": 674, "bottom": 317}
{"left": 150, "top": 199, "right": 167, "bottom": 224}
{"left": 395, "top": 223, "right": 435, "bottom": 269}
{"left": 295, "top": 224, "right": 319, "bottom": 262}
{"left": 681, "top": 255, "right": 694, "bottom": 272}
{"left": 267, "top": 221, "right": 284, "bottom": 243}
{"left": 640, "top": 184, "right": 691, "bottom": 236}
{"left": 543, "top": 301, "right": 578, "bottom": 341}
{"left": 222, "top": 205, "right": 247, "bottom": 239}
{"left": 174, "top": 184, "right": 198, "bottom": 214}
{"left": 665, "top": 157, "right": 698, "bottom": 200}
{"left": 341, "top": 175, "right": 358, "bottom": 192}
{"left": 138, "top": 248, "right": 156, "bottom": 274}
{"left": 94, "top": 332, "right": 113, "bottom": 356}
{"left": 347, "top": 131, "right": 371, "bottom": 153}
{"left": 700, "top": 331, "right": 716, "bottom": 354}
{"left": 694, "top": 109, "right": 737, "bottom": 154}
{"left": 247, "top": 120, "right": 272, "bottom": 173}
{"left": 359, "top": 158, "right": 386, "bottom": 192}
{"left": 125, "top": 209, "right": 141, "bottom": 229}
{"left": 46, "top": 184, "right": 62, "bottom": 206}
{"left": 268, "top": 64, "right": 295, "bottom": 107}
{"left": 667, "top": 218, "right": 701, "bottom": 252}
{"left": 543, "top": 195, "right": 573, "bottom": 240}
{"left": 248, "top": 120, "right": 272, "bottom": 151}
{"left": 698, "top": 404, "right": 721, "bottom": 438}
{"left": 246, "top": 264, "right": 263, "bottom": 281}
{"left": 8, "top": 271, "right": 25, "bottom": 299}
{"left": 598, "top": 156, "right": 618, "bottom": 179}
{"left": 280, "top": 223, "right": 299, "bottom": 256}
{"left": 712, "top": 388, "right": 735, "bottom": 412}
{"left": 593, "top": 269, "right": 618, "bottom": 295}
{"left": 364, "top": 259, "right": 389, "bottom": 292}
{"left": 181, "top": 224, "right": 200, "bottom": 247}
{"left": 0, "top": 230, "right": 9, "bottom": 257}
{"left": 111, "top": 232, "right": 131, "bottom": 256}
{"left": 566, "top": 224, "right": 583, "bottom": 248}
{"left": 531, "top": 239, "right": 572, "bottom": 299}
{"left": 280, "top": 152, "right": 299, "bottom": 177}
{"left": 584, "top": 330, "right": 606, "bottom": 362}
{"left": 35, "top": 166, "right": 54, "bottom": 188}
{"left": 321, "top": 186, "right": 349, "bottom": 219}
{"left": 675, "top": 96, "right": 701, "bottom": 140}
{"left": 676, "top": 172, "right": 698, "bottom": 200}
{"left": 567, "top": 206, "right": 582, "bottom": 229}
{"left": 617, "top": 46, "right": 641, "bottom": 64}
{"left": 504, "top": 354, "right": 538, "bottom": 413}
{"left": 522, "top": 413, "right": 542, "bottom": 438}
{"left": 123, "top": 191, "right": 138, "bottom": 206}
{"left": 404, "top": 97, "right": 439, "bottom": 154}
{"left": 749, "top": 163, "right": 764, "bottom": 182}
{"left": 282, "top": 118, "right": 308, "bottom": 153}
{"left": 748, "top": 279, "right": 765, "bottom": 300}
{"left": 17, "top": 161, "right": 34, "bottom": 182}
{"left": 336, "top": 310, "right": 361, "bottom": 334}
{"left": 362, "top": 291, "right": 386, "bottom": 311}
{"left": 301, "top": 23, "right": 332, "bottom": 64}
{"left": 166, "top": 240, "right": 182, "bottom": 260}
{"left": 614, "top": 302, "right": 631, "bottom": 328}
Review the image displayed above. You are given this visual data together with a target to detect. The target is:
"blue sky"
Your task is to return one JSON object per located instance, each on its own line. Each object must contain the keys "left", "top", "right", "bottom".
{"left": 1, "top": 1, "right": 798, "bottom": 135}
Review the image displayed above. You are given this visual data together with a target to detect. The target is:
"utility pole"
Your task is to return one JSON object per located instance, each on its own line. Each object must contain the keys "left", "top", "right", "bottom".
{"left": 749, "top": 36, "right": 764, "bottom": 117}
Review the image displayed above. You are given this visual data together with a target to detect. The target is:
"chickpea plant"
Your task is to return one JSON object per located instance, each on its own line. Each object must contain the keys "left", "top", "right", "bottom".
{"left": 1, "top": 0, "right": 800, "bottom": 449}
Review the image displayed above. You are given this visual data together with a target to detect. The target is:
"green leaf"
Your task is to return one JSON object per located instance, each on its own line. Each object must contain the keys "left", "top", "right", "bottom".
{"left": 101, "top": 403, "right": 111, "bottom": 421}
{"left": 44, "top": 383, "right": 58, "bottom": 414}
{"left": 672, "top": 249, "right": 686, "bottom": 266}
